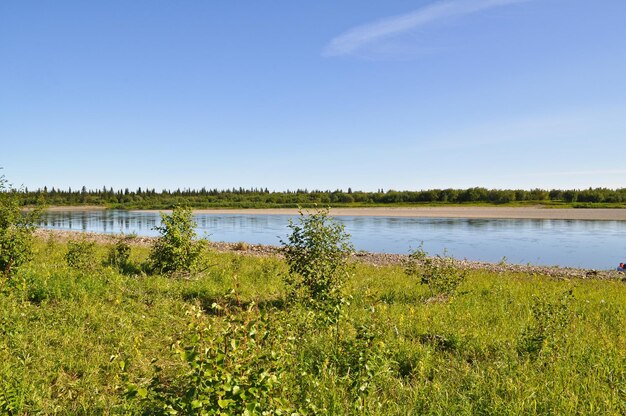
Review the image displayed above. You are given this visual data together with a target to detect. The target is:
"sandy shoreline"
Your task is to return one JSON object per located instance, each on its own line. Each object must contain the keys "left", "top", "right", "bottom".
{"left": 40, "top": 205, "right": 626, "bottom": 220}
{"left": 44, "top": 205, "right": 106, "bottom": 212}
{"left": 134, "top": 207, "right": 626, "bottom": 221}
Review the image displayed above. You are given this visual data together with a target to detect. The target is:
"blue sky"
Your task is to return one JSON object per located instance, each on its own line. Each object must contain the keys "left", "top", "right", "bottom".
{"left": 1, "top": 0, "right": 625, "bottom": 191}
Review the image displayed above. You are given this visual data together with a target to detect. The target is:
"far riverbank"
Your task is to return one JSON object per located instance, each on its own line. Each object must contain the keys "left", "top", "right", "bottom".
{"left": 130, "top": 206, "right": 626, "bottom": 221}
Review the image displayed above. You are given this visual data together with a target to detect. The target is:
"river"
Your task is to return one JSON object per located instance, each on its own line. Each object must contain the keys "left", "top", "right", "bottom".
{"left": 39, "top": 209, "right": 626, "bottom": 269}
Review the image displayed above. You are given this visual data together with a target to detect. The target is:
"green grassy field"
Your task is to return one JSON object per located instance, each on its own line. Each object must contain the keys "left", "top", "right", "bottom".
{"left": 1, "top": 238, "right": 625, "bottom": 415}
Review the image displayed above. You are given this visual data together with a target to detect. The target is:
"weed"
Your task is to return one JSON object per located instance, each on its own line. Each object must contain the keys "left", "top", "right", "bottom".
{"left": 105, "top": 234, "right": 138, "bottom": 274}
{"left": 0, "top": 173, "right": 41, "bottom": 280}
{"left": 128, "top": 304, "right": 295, "bottom": 415}
{"left": 517, "top": 289, "right": 573, "bottom": 358}
{"left": 405, "top": 246, "right": 467, "bottom": 298}
{"left": 65, "top": 238, "right": 97, "bottom": 270}
{"left": 0, "top": 379, "right": 23, "bottom": 415}
{"left": 233, "top": 241, "right": 250, "bottom": 251}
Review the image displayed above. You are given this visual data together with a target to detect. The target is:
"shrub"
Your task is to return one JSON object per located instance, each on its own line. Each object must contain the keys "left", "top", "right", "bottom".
{"left": 0, "top": 173, "right": 41, "bottom": 280}
{"left": 337, "top": 323, "right": 390, "bottom": 413}
{"left": 106, "top": 234, "right": 134, "bottom": 272}
{"left": 405, "top": 247, "right": 467, "bottom": 298}
{"left": 65, "top": 238, "right": 97, "bottom": 270}
{"left": 126, "top": 304, "right": 295, "bottom": 415}
{"left": 146, "top": 206, "right": 207, "bottom": 275}
{"left": 281, "top": 207, "right": 354, "bottom": 308}
{"left": 0, "top": 377, "right": 24, "bottom": 415}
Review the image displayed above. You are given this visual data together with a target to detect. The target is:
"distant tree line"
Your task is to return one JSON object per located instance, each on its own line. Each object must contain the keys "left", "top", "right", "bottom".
{"left": 8, "top": 186, "right": 626, "bottom": 209}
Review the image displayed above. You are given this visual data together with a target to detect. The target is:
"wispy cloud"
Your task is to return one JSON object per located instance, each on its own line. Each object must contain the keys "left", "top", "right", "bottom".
{"left": 324, "top": 0, "right": 530, "bottom": 57}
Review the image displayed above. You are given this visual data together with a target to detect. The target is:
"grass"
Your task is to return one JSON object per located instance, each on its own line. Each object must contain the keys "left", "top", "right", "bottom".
{"left": 1, "top": 237, "right": 625, "bottom": 414}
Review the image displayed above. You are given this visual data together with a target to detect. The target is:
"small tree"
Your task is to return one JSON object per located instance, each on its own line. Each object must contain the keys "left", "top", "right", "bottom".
{"left": 281, "top": 207, "right": 354, "bottom": 307}
{"left": 0, "top": 173, "right": 41, "bottom": 280}
{"left": 147, "top": 206, "right": 207, "bottom": 275}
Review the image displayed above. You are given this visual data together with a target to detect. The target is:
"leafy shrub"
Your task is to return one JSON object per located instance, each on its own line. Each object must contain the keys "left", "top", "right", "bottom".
{"left": 146, "top": 206, "right": 208, "bottom": 275}
{"left": 405, "top": 247, "right": 467, "bottom": 298}
{"left": 105, "top": 234, "right": 135, "bottom": 273}
{"left": 65, "top": 239, "right": 97, "bottom": 270}
{"left": 0, "top": 173, "right": 41, "bottom": 280}
{"left": 281, "top": 208, "right": 354, "bottom": 308}
{"left": 338, "top": 323, "right": 390, "bottom": 413}
{"left": 0, "top": 378, "right": 24, "bottom": 415}
{"left": 127, "top": 304, "right": 295, "bottom": 415}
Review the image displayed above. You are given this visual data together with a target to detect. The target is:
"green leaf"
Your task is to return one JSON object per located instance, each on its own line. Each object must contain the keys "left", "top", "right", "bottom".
{"left": 218, "top": 399, "right": 232, "bottom": 409}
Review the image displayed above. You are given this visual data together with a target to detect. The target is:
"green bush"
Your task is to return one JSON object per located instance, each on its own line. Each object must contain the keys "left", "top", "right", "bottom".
{"left": 126, "top": 304, "right": 294, "bottom": 415}
{"left": 281, "top": 207, "right": 354, "bottom": 308}
{"left": 65, "top": 239, "right": 97, "bottom": 270}
{"left": 405, "top": 247, "right": 467, "bottom": 298}
{"left": 105, "top": 234, "right": 136, "bottom": 273}
{"left": 0, "top": 173, "right": 41, "bottom": 280}
{"left": 146, "top": 206, "right": 208, "bottom": 275}
{"left": 0, "top": 377, "right": 24, "bottom": 415}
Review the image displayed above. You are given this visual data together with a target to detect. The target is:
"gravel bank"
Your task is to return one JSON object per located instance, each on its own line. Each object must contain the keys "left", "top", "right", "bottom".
{"left": 35, "top": 229, "right": 625, "bottom": 281}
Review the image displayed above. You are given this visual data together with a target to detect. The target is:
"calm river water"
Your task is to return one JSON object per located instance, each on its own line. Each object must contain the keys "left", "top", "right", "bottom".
{"left": 39, "top": 210, "right": 626, "bottom": 270}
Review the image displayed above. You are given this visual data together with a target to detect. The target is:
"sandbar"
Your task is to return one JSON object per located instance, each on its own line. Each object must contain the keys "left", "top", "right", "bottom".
{"left": 139, "top": 207, "right": 626, "bottom": 221}
{"left": 44, "top": 205, "right": 106, "bottom": 212}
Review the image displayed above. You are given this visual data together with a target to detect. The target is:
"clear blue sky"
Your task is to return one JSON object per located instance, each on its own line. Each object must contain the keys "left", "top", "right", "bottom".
{"left": 1, "top": 0, "right": 625, "bottom": 191}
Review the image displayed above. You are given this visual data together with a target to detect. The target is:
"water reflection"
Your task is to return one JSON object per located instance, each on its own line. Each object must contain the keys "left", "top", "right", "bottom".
{"left": 39, "top": 210, "right": 626, "bottom": 269}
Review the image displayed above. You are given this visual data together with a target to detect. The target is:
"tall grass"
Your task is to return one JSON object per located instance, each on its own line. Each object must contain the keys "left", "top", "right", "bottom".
{"left": 0, "top": 238, "right": 624, "bottom": 414}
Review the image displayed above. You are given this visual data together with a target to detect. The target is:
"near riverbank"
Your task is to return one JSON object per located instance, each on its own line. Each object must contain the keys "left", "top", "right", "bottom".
{"left": 35, "top": 229, "right": 626, "bottom": 280}
{"left": 5, "top": 229, "right": 625, "bottom": 414}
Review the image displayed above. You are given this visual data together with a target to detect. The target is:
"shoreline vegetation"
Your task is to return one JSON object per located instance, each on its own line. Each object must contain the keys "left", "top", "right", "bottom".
{"left": 15, "top": 186, "right": 626, "bottom": 211}
{"left": 35, "top": 229, "right": 626, "bottom": 279}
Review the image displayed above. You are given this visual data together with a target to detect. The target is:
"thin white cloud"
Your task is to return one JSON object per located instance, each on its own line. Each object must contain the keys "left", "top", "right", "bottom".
{"left": 324, "top": 0, "right": 530, "bottom": 57}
